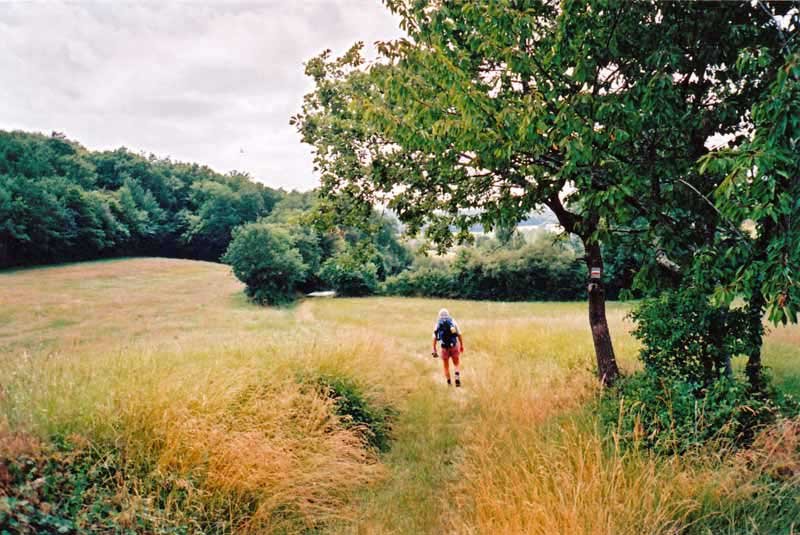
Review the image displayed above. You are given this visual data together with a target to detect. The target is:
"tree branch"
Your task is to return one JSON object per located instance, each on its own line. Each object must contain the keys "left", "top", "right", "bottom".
{"left": 675, "top": 178, "right": 751, "bottom": 245}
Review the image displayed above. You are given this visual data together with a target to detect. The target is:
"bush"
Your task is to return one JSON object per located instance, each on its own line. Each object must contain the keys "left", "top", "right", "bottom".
{"left": 381, "top": 267, "right": 455, "bottom": 297}
{"left": 319, "top": 251, "right": 378, "bottom": 297}
{"left": 274, "top": 223, "right": 330, "bottom": 292}
{"left": 452, "top": 246, "right": 586, "bottom": 301}
{"left": 381, "top": 242, "right": 587, "bottom": 301}
{"left": 313, "top": 375, "right": 393, "bottom": 452}
{"left": 222, "top": 222, "right": 308, "bottom": 305}
{"left": 629, "top": 288, "right": 753, "bottom": 385}
{"left": 601, "top": 372, "right": 788, "bottom": 455}
{"left": 607, "top": 287, "right": 797, "bottom": 455}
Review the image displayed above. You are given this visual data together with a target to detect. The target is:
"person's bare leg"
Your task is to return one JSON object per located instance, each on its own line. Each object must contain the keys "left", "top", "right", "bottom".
{"left": 453, "top": 354, "right": 461, "bottom": 387}
{"left": 442, "top": 356, "right": 452, "bottom": 385}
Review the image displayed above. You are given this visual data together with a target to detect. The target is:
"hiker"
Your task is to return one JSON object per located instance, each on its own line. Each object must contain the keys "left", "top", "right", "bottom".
{"left": 432, "top": 308, "right": 464, "bottom": 387}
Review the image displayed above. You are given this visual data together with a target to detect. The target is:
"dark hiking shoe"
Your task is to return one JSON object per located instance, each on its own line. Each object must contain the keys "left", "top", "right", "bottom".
{"left": 447, "top": 379, "right": 452, "bottom": 386}
{"left": 455, "top": 378, "right": 461, "bottom": 387}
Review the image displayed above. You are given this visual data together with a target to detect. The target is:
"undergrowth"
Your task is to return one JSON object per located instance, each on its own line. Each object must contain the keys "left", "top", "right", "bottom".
{"left": 311, "top": 375, "right": 394, "bottom": 453}
{"left": 601, "top": 371, "right": 797, "bottom": 455}
{"left": 0, "top": 432, "right": 189, "bottom": 534}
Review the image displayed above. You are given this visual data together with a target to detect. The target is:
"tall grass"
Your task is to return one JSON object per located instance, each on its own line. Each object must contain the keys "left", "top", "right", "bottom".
{"left": 1, "top": 259, "right": 799, "bottom": 533}
{"left": 2, "top": 337, "right": 395, "bottom": 532}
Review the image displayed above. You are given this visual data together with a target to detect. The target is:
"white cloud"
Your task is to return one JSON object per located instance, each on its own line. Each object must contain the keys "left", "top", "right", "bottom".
{"left": 0, "top": 1, "right": 403, "bottom": 190}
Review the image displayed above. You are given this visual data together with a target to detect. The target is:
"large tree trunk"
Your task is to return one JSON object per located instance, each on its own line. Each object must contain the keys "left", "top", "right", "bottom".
{"left": 546, "top": 196, "right": 620, "bottom": 387}
{"left": 585, "top": 241, "right": 620, "bottom": 387}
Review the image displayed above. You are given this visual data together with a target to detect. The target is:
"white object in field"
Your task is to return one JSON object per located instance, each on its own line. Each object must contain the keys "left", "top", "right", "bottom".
{"left": 306, "top": 290, "right": 337, "bottom": 298}
{"left": 590, "top": 267, "right": 602, "bottom": 280}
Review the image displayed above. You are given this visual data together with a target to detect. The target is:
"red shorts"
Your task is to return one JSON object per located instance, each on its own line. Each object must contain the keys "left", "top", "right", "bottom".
{"left": 440, "top": 346, "right": 461, "bottom": 365}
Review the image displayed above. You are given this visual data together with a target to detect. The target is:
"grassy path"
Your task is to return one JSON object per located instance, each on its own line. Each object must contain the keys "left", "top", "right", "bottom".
{"left": 297, "top": 300, "right": 469, "bottom": 533}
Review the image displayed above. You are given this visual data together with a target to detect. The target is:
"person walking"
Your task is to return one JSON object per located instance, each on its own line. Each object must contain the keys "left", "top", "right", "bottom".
{"left": 432, "top": 308, "right": 464, "bottom": 386}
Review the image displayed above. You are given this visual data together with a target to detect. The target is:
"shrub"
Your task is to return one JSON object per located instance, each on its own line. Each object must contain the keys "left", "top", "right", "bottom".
{"left": 453, "top": 246, "right": 586, "bottom": 301}
{"left": 222, "top": 222, "right": 307, "bottom": 305}
{"left": 276, "top": 224, "right": 328, "bottom": 292}
{"left": 319, "top": 251, "right": 378, "bottom": 297}
{"left": 381, "top": 243, "right": 587, "bottom": 301}
{"left": 608, "top": 287, "right": 796, "bottom": 455}
{"left": 601, "top": 372, "right": 788, "bottom": 455}
{"left": 629, "top": 287, "right": 753, "bottom": 385}
{"left": 381, "top": 267, "right": 455, "bottom": 297}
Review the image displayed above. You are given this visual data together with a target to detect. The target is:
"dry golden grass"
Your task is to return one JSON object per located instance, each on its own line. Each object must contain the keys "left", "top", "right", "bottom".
{"left": 0, "top": 258, "right": 294, "bottom": 357}
{"left": 306, "top": 297, "right": 800, "bottom": 535}
{"left": 1, "top": 258, "right": 799, "bottom": 534}
{"left": 0, "top": 259, "right": 401, "bottom": 532}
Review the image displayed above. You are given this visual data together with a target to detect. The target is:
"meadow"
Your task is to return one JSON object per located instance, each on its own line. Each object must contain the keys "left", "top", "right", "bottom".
{"left": 1, "top": 258, "right": 798, "bottom": 534}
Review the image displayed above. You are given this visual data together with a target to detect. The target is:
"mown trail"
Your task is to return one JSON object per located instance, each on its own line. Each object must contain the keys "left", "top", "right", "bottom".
{"left": 296, "top": 300, "right": 471, "bottom": 533}
{"left": 296, "top": 297, "right": 610, "bottom": 533}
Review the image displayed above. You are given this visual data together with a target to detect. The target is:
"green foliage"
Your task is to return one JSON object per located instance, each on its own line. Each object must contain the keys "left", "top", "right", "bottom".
{"left": 367, "top": 215, "right": 413, "bottom": 279}
{"left": 381, "top": 267, "right": 456, "bottom": 298}
{"left": 293, "top": 1, "right": 779, "bottom": 267}
{"left": 0, "top": 438, "right": 188, "bottom": 534}
{"left": 630, "top": 288, "right": 754, "bottom": 385}
{"left": 319, "top": 249, "right": 379, "bottom": 297}
{"left": 699, "top": 42, "right": 800, "bottom": 325}
{"left": 263, "top": 189, "right": 318, "bottom": 225}
{"left": 0, "top": 130, "right": 281, "bottom": 267}
{"left": 282, "top": 224, "right": 325, "bottom": 291}
{"left": 601, "top": 372, "right": 792, "bottom": 455}
{"left": 222, "top": 222, "right": 308, "bottom": 305}
{"left": 313, "top": 375, "right": 394, "bottom": 453}
{"left": 615, "top": 287, "right": 778, "bottom": 454}
{"left": 612, "top": 284, "right": 798, "bottom": 455}
{"left": 181, "top": 180, "right": 252, "bottom": 261}
{"left": 383, "top": 241, "right": 587, "bottom": 301}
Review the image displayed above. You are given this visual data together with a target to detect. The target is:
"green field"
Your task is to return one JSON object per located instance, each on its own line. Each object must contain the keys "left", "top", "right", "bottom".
{"left": 1, "top": 258, "right": 799, "bottom": 534}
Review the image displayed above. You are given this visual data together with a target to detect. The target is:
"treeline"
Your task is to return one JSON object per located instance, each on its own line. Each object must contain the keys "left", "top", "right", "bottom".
{"left": 223, "top": 215, "right": 414, "bottom": 304}
{"left": 1, "top": 129, "right": 632, "bottom": 303}
{"left": 0, "top": 130, "right": 281, "bottom": 268}
{"left": 223, "top": 218, "right": 634, "bottom": 304}
{"left": 382, "top": 234, "right": 631, "bottom": 301}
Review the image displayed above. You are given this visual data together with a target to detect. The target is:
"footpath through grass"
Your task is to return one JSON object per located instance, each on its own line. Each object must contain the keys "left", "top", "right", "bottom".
{"left": 1, "top": 258, "right": 799, "bottom": 534}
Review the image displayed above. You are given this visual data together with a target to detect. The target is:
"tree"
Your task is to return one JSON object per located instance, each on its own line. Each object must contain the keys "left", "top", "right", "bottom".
{"left": 182, "top": 181, "right": 247, "bottom": 260}
{"left": 294, "top": 1, "right": 781, "bottom": 385}
{"left": 699, "top": 2, "right": 800, "bottom": 388}
{"left": 0, "top": 130, "right": 282, "bottom": 268}
{"left": 320, "top": 247, "right": 379, "bottom": 297}
{"left": 0, "top": 175, "right": 77, "bottom": 264}
{"left": 222, "top": 222, "right": 308, "bottom": 305}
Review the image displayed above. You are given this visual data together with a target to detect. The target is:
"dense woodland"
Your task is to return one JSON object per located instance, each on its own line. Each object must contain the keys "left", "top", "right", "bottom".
{"left": 0, "top": 129, "right": 617, "bottom": 301}
{"left": 0, "top": 130, "right": 282, "bottom": 267}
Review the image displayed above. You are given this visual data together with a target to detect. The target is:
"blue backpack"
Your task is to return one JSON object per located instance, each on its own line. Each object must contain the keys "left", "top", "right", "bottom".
{"left": 435, "top": 318, "right": 459, "bottom": 348}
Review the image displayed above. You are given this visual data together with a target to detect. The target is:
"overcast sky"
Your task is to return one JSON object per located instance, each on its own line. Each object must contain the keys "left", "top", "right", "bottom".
{"left": 0, "top": 1, "right": 403, "bottom": 190}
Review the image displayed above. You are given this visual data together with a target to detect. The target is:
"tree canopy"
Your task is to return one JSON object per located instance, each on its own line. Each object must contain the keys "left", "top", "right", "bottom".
{"left": 0, "top": 130, "right": 280, "bottom": 267}
{"left": 294, "top": 0, "right": 799, "bottom": 385}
